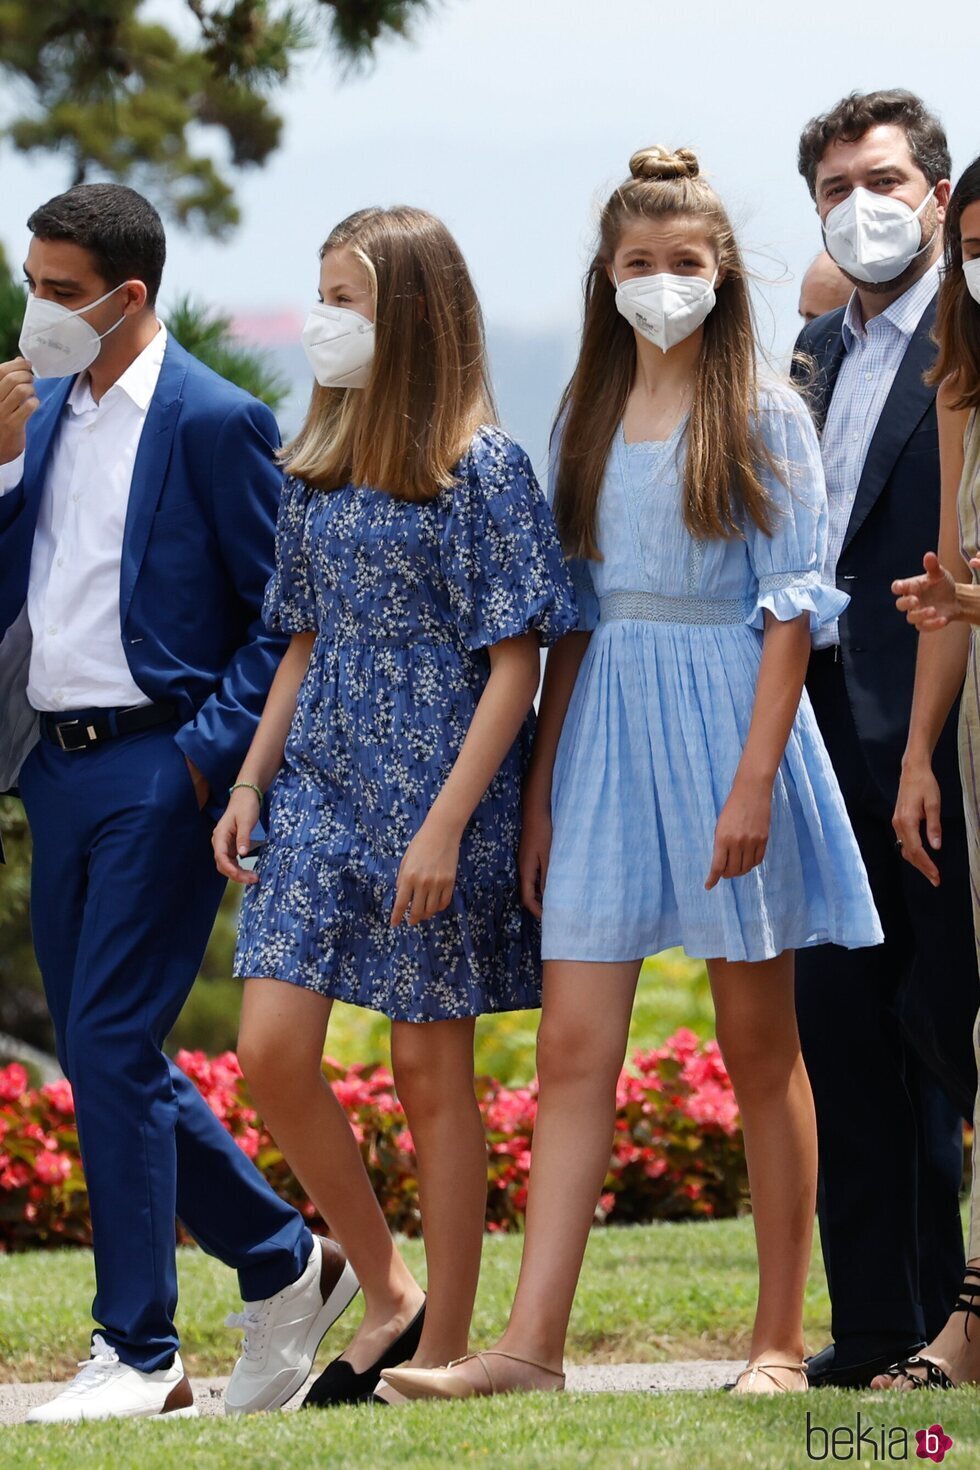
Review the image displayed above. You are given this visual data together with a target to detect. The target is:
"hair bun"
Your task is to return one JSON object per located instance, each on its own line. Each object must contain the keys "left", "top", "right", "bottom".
{"left": 628, "top": 146, "right": 700, "bottom": 183}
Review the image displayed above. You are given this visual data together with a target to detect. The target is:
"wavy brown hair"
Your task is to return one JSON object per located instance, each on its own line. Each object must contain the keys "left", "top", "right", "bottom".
{"left": 554, "top": 146, "right": 776, "bottom": 557}
{"left": 285, "top": 206, "right": 496, "bottom": 500}
{"left": 927, "top": 156, "right": 980, "bottom": 409}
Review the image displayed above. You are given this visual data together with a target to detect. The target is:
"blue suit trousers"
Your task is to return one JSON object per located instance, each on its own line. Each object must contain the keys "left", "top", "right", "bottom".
{"left": 19, "top": 719, "right": 312, "bottom": 1370}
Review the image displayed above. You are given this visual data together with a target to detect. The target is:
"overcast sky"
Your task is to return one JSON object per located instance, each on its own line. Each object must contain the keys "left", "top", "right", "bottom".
{"left": 2, "top": 0, "right": 977, "bottom": 366}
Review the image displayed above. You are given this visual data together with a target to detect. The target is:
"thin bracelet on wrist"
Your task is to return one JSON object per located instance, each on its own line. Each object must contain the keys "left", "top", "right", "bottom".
{"left": 229, "top": 781, "right": 264, "bottom": 804}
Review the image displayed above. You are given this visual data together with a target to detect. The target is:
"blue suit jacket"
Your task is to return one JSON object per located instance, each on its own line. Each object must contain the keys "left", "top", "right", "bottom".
{"left": 0, "top": 334, "right": 288, "bottom": 810}
{"left": 793, "top": 297, "right": 962, "bottom": 805}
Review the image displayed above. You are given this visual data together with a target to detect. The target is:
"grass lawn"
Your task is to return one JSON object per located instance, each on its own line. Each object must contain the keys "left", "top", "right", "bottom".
{"left": 1, "top": 1218, "right": 819, "bottom": 1382}
{"left": 3, "top": 1217, "right": 976, "bottom": 1468}
{"left": 5, "top": 1390, "right": 979, "bottom": 1470}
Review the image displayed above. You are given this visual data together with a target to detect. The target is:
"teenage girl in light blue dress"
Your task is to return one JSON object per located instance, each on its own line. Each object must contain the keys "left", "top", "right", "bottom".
{"left": 384, "top": 146, "right": 882, "bottom": 1405}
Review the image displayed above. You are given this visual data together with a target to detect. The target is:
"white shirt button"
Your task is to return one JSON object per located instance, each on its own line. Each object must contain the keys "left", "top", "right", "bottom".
{"left": 47, "top": 625, "right": 58, "bottom": 635}
{"left": 72, "top": 492, "right": 80, "bottom": 502}
{"left": 56, "top": 557, "right": 64, "bottom": 567}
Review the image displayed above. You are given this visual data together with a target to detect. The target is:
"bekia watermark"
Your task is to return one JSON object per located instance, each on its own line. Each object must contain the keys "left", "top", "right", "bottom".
{"left": 806, "top": 1411, "right": 954, "bottom": 1462}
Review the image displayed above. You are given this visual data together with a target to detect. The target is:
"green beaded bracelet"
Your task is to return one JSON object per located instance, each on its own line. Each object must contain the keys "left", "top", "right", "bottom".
{"left": 229, "top": 781, "right": 264, "bottom": 804}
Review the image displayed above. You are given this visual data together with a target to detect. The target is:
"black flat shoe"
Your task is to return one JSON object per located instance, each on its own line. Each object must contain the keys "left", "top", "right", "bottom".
{"left": 804, "top": 1338, "right": 926, "bottom": 1389}
{"left": 302, "top": 1300, "right": 426, "bottom": 1408}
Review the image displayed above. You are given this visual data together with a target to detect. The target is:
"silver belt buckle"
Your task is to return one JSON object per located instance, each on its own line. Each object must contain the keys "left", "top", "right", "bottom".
{"left": 54, "top": 719, "right": 82, "bottom": 751}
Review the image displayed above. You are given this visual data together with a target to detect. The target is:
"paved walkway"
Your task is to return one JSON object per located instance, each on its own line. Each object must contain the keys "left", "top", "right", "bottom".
{"left": 0, "top": 1360, "right": 744, "bottom": 1423}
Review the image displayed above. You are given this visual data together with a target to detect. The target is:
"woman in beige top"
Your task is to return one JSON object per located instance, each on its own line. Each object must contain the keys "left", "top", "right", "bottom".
{"left": 886, "top": 155, "right": 980, "bottom": 1390}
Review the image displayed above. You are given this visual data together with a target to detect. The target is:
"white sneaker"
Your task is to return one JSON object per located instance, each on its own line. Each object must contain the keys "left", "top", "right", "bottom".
{"left": 26, "top": 1335, "right": 198, "bottom": 1423}
{"left": 224, "top": 1235, "right": 360, "bottom": 1414}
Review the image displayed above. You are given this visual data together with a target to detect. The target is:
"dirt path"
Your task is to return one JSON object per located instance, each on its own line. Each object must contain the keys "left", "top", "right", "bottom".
{"left": 0, "top": 1359, "right": 744, "bottom": 1423}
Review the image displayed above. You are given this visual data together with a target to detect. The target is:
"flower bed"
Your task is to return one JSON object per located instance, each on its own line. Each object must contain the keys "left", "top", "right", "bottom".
{"left": 0, "top": 1029, "right": 747, "bottom": 1251}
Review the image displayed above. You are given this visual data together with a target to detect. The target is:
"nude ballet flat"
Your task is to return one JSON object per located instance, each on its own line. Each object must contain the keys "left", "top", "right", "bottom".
{"left": 382, "top": 1350, "right": 565, "bottom": 1401}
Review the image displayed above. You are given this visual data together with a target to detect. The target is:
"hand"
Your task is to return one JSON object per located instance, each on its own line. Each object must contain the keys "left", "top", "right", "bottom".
{"left": 212, "top": 787, "right": 262, "bottom": 885}
{"left": 391, "top": 815, "right": 461, "bottom": 927}
{"left": 705, "top": 774, "right": 772, "bottom": 890}
{"left": 893, "top": 757, "right": 942, "bottom": 886}
{"left": 892, "top": 552, "right": 959, "bottom": 632}
{"left": 185, "top": 756, "right": 210, "bottom": 810}
{"left": 518, "top": 794, "right": 552, "bottom": 918}
{"left": 0, "top": 358, "right": 40, "bottom": 464}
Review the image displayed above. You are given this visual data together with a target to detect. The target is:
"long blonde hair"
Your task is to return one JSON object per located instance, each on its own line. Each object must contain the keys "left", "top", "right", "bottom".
{"left": 285, "top": 206, "right": 497, "bottom": 500}
{"left": 554, "top": 146, "right": 775, "bottom": 557}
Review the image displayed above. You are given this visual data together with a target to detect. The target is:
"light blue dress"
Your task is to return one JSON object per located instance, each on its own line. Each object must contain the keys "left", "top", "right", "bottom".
{"left": 541, "top": 386, "right": 883, "bottom": 964}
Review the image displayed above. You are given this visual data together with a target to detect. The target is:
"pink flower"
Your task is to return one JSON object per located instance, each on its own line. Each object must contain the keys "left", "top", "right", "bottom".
{"left": 0, "top": 1064, "right": 29, "bottom": 1102}
{"left": 0, "top": 1161, "right": 31, "bottom": 1190}
{"left": 237, "top": 1127, "right": 260, "bottom": 1160}
{"left": 34, "top": 1150, "right": 73, "bottom": 1186}
{"left": 41, "top": 1080, "right": 75, "bottom": 1115}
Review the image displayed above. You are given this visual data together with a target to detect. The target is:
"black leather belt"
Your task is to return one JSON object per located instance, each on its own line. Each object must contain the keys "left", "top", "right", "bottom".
{"left": 37, "top": 703, "right": 178, "bottom": 752}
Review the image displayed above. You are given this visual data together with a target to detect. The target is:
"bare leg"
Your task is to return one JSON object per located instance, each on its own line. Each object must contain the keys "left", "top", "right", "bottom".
{"left": 238, "top": 979, "right": 424, "bottom": 1369}
{"left": 707, "top": 951, "right": 814, "bottom": 1394}
{"left": 493, "top": 960, "right": 643, "bottom": 1374}
{"left": 390, "top": 1017, "right": 486, "bottom": 1366}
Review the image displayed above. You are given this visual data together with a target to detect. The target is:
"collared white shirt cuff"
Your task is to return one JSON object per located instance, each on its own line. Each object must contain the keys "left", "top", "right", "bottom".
{"left": 0, "top": 452, "right": 25, "bottom": 495}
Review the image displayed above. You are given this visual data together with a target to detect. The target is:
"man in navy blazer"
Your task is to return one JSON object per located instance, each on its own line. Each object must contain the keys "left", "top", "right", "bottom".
{"left": 792, "top": 91, "right": 978, "bottom": 1390}
{"left": 0, "top": 185, "right": 357, "bottom": 1423}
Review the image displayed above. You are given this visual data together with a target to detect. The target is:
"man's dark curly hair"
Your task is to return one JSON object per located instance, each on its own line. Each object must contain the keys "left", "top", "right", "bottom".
{"left": 798, "top": 89, "right": 950, "bottom": 200}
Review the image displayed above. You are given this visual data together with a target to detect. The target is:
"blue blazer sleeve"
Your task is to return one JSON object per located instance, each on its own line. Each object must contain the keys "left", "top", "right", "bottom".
{"left": 173, "top": 397, "right": 288, "bottom": 803}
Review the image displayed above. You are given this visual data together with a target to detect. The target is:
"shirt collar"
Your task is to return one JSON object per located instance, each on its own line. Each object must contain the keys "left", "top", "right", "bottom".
{"left": 67, "top": 323, "right": 168, "bottom": 416}
{"left": 841, "top": 262, "right": 939, "bottom": 351}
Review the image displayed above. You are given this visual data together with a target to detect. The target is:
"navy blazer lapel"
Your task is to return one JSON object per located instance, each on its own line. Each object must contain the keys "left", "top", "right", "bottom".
{"left": 795, "top": 310, "right": 847, "bottom": 434}
{"left": 841, "top": 298, "right": 938, "bottom": 555}
{"left": 23, "top": 376, "right": 73, "bottom": 511}
{"left": 119, "top": 337, "right": 188, "bottom": 625}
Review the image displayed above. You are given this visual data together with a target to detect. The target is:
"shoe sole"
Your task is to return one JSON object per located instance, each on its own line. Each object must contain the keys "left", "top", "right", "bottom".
{"left": 225, "top": 1259, "right": 361, "bottom": 1415}
{"left": 26, "top": 1404, "right": 200, "bottom": 1424}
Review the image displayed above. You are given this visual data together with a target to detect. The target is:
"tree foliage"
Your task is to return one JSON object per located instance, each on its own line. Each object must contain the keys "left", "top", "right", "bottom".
{"left": 0, "top": 1, "right": 436, "bottom": 236}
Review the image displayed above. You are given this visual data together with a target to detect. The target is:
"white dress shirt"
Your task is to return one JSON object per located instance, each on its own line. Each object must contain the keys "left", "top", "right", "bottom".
{"left": 813, "top": 264, "right": 939, "bottom": 649}
{"left": 0, "top": 326, "right": 167, "bottom": 710}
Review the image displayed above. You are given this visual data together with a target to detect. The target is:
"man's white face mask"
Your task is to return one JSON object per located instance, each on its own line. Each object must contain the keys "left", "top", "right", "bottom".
{"left": 823, "top": 185, "right": 935, "bottom": 286}
{"left": 18, "top": 283, "right": 129, "bottom": 379}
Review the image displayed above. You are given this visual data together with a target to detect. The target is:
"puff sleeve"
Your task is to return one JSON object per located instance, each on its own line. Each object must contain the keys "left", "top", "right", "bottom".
{"left": 440, "top": 428, "right": 578, "bottom": 650}
{"left": 744, "top": 388, "right": 849, "bottom": 632}
{"left": 262, "top": 473, "right": 318, "bottom": 633}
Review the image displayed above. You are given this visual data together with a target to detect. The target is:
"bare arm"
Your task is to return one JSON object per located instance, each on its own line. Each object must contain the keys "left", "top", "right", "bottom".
{"left": 517, "top": 631, "right": 592, "bottom": 916}
{"left": 392, "top": 633, "right": 544, "bottom": 926}
{"left": 705, "top": 611, "right": 811, "bottom": 889}
{"left": 212, "top": 631, "right": 315, "bottom": 882}
{"left": 892, "top": 382, "right": 973, "bottom": 886}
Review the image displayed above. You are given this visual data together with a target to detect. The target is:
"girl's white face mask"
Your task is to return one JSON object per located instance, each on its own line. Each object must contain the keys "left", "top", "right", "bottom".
{"left": 300, "top": 303, "right": 375, "bottom": 389}
{"left": 963, "top": 257, "right": 980, "bottom": 308}
{"left": 823, "top": 185, "right": 935, "bottom": 285}
{"left": 19, "top": 283, "right": 128, "bottom": 379}
{"left": 613, "top": 271, "right": 718, "bottom": 353}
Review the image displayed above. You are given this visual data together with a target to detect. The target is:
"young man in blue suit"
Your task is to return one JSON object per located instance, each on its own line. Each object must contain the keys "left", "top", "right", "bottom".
{"left": 793, "top": 91, "right": 979, "bottom": 1389}
{"left": 0, "top": 184, "right": 359, "bottom": 1422}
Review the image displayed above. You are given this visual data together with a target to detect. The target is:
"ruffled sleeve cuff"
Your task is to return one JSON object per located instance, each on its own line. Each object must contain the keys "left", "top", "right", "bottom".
{"left": 746, "top": 570, "right": 849, "bottom": 632}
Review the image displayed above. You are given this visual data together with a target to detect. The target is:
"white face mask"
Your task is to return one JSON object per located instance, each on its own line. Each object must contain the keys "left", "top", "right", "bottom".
{"left": 613, "top": 270, "right": 718, "bottom": 353}
{"left": 823, "top": 185, "right": 935, "bottom": 285}
{"left": 963, "top": 258, "right": 980, "bottom": 308}
{"left": 301, "top": 303, "right": 375, "bottom": 389}
{"left": 18, "top": 282, "right": 129, "bottom": 379}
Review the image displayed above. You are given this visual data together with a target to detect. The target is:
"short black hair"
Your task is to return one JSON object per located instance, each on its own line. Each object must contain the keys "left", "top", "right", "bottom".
{"left": 798, "top": 89, "right": 951, "bottom": 200}
{"left": 27, "top": 183, "right": 166, "bottom": 306}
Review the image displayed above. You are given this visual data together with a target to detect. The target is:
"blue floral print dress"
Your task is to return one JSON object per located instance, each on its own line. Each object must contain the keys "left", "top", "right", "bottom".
{"left": 234, "top": 426, "right": 577, "bottom": 1021}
